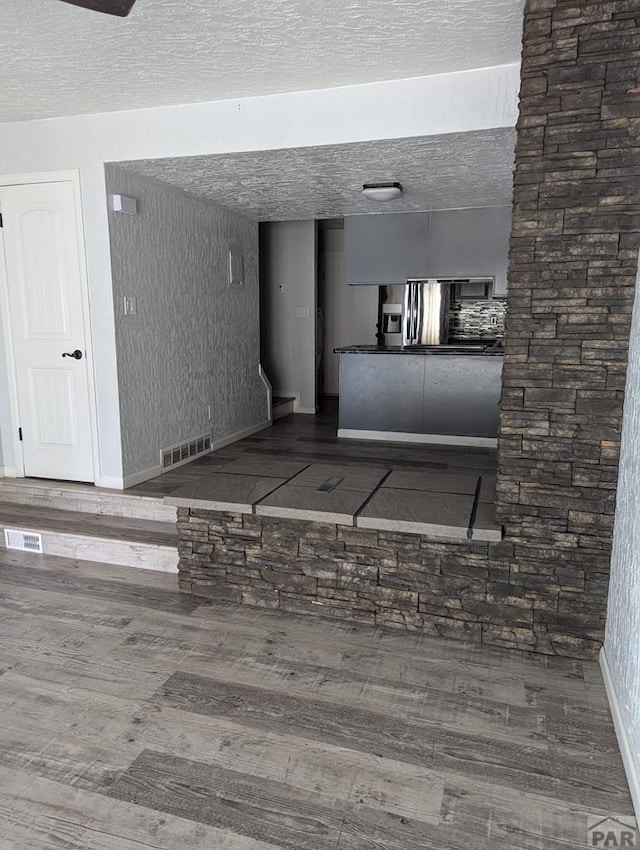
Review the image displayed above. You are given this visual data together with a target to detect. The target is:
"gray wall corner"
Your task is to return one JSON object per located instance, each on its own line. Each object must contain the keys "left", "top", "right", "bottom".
{"left": 105, "top": 165, "right": 265, "bottom": 478}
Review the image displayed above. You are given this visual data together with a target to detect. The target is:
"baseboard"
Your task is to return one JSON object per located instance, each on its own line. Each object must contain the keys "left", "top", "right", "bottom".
{"left": 0, "top": 466, "right": 18, "bottom": 478}
{"left": 99, "top": 421, "right": 272, "bottom": 491}
{"left": 600, "top": 647, "right": 640, "bottom": 820}
{"left": 94, "top": 475, "right": 125, "bottom": 490}
{"left": 211, "top": 419, "right": 271, "bottom": 452}
{"left": 337, "top": 429, "right": 498, "bottom": 448}
{"left": 295, "top": 407, "right": 318, "bottom": 415}
{"left": 122, "top": 465, "right": 163, "bottom": 489}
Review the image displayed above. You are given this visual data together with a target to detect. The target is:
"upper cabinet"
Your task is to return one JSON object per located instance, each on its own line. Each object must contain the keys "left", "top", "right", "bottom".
{"left": 344, "top": 206, "right": 511, "bottom": 294}
{"left": 344, "top": 212, "right": 430, "bottom": 285}
{"left": 425, "top": 206, "right": 511, "bottom": 295}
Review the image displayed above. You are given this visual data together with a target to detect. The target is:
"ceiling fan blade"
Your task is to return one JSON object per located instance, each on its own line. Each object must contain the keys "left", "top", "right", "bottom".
{"left": 58, "top": 0, "right": 137, "bottom": 16}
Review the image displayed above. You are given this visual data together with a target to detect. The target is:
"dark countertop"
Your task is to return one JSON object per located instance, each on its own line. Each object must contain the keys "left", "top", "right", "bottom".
{"left": 334, "top": 344, "right": 504, "bottom": 356}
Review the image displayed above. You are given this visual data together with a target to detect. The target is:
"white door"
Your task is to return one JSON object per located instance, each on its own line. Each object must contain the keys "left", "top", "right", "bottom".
{"left": 1, "top": 181, "right": 94, "bottom": 482}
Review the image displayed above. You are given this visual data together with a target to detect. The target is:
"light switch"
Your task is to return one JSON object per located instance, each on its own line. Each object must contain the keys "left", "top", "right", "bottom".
{"left": 123, "top": 296, "right": 138, "bottom": 317}
{"left": 293, "top": 306, "right": 310, "bottom": 318}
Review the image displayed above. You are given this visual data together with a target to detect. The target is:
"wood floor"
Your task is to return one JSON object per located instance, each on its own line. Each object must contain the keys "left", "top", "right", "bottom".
{"left": 129, "top": 399, "right": 498, "bottom": 498}
{"left": 0, "top": 548, "right": 633, "bottom": 849}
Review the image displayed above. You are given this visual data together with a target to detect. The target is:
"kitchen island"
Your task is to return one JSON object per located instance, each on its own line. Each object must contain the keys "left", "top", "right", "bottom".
{"left": 335, "top": 345, "right": 503, "bottom": 446}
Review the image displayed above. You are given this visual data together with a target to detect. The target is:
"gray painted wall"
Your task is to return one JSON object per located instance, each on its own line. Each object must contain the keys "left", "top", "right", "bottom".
{"left": 260, "top": 220, "right": 317, "bottom": 413}
{"left": 106, "top": 165, "right": 268, "bottom": 478}
{"left": 605, "top": 265, "right": 640, "bottom": 802}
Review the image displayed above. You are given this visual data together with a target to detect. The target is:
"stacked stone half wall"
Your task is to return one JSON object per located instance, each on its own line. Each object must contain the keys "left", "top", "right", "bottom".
{"left": 496, "top": 0, "right": 640, "bottom": 654}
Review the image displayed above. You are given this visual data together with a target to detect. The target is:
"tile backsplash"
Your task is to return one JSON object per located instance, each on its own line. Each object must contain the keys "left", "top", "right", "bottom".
{"left": 450, "top": 299, "right": 507, "bottom": 340}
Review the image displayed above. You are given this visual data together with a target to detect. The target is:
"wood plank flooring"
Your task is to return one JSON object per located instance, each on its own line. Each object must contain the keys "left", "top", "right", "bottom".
{"left": 0, "top": 503, "right": 177, "bottom": 546}
{"left": 0, "top": 548, "right": 633, "bottom": 849}
{"left": 128, "top": 399, "right": 497, "bottom": 498}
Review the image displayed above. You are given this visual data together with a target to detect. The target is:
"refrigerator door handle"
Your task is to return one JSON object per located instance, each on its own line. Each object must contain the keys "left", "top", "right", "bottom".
{"left": 403, "top": 284, "right": 411, "bottom": 345}
{"left": 412, "top": 284, "right": 418, "bottom": 343}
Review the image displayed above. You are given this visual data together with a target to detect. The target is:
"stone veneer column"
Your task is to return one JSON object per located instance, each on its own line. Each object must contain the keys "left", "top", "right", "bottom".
{"left": 497, "top": 0, "right": 640, "bottom": 652}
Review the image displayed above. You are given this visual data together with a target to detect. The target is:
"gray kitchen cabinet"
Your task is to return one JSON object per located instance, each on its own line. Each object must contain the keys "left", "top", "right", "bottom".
{"left": 421, "top": 355, "right": 502, "bottom": 437}
{"left": 339, "top": 353, "right": 424, "bottom": 432}
{"left": 337, "top": 350, "right": 503, "bottom": 439}
{"left": 425, "top": 206, "right": 511, "bottom": 294}
{"left": 344, "top": 212, "right": 430, "bottom": 284}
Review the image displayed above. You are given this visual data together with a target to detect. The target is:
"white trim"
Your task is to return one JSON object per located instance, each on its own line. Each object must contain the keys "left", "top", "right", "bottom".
{"left": 0, "top": 466, "right": 18, "bottom": 478}
{"left": 258, "top": 364, "right": 273, "bottom": 420}
{"left": 99, "top": 419, "right": 272, "bottom": 489}
{"left": 337, "top": 428, "right": 498, "bottom": 448}
{"left": 211, "top": 419, "right": 271, "bottom": 451}
{"left": 0, "top": 170, "right": 83, "bottom": 187}
{"left": 72, "top": 173, "right": 102, "bottom": 487}
{"left": 0, "top": 171, "right": 100, "bottom": 485}
{"left": 94, "top": 475, "right": 125, "bottom": 490}
{"left": 600, "top": 647, "right": 640, "bottom": 821}
{"left": 123, "top": 465, "right": 162, "bottom": 489}
{"left": 0, "top": 217, "right": 24, "bottom": 477}
{"left": 296, "top": 407, "right": 318, "bottom": 415}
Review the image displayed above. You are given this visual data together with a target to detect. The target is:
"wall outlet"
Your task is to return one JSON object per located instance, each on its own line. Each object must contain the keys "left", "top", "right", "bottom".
{"left": 278, "top": 283, "right": 285, "bottom": 293}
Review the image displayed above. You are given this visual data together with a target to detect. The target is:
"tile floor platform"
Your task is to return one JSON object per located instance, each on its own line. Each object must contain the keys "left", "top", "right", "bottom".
{"left": 133, "top": 402, "right": 501, "bottom": 542}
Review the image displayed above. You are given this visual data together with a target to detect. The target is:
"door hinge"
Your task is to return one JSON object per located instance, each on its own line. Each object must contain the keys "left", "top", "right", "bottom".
{"left": 18, "top": 427, "right": 22, "bottom": 441}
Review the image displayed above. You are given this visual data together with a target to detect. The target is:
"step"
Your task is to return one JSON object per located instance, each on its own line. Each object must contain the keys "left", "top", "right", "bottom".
{"left": 0, "top": 502, "right": 178, "bottom": 574}
{"left": 0, "top": 478, "right": 176, "bottom": 523}
{"left": 272, "top": 396, "right": 296, "bottom": 421}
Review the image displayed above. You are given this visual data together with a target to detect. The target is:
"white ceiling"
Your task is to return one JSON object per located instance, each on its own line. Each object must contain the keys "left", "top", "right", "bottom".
{"left": 116, "top": 129, "right": 517, "bottom": 220}
{"left": 3, "top": 0, "right": 524, "bottom": 123}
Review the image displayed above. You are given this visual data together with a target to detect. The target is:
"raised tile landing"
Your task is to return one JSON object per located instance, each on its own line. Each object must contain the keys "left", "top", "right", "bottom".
{"left": 129, "top": 399, "right": 501, "bottom": 542}
{"left": 166, "top": 458, "right": 500, "bottom": 542}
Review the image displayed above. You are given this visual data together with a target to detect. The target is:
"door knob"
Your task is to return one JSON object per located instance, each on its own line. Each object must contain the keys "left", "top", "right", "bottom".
{"left": 62, "top": 349, "right": 83, "bottom": 360}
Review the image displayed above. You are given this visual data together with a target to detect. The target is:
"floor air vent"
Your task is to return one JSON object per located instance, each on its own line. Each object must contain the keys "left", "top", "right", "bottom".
{"left": 161, "top": 432, "right": 212, "bottom": 471}
{"left": 4, "top": 529, "right": 43, "bottom": 553}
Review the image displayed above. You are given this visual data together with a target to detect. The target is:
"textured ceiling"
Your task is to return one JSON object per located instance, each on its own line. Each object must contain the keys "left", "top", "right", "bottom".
{"left": 3, "top": 0, "right": 524, "bottom": 122}
{"left": 116, "top": 129, "right": 517, "bottom": 221}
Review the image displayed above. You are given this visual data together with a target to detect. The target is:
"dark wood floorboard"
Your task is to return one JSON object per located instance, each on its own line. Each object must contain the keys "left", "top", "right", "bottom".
{"left": 0, "top": 549, "right": 633, "bottom": 849}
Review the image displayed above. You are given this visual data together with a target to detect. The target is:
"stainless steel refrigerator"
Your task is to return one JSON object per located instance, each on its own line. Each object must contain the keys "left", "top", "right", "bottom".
{"left": 402, "top": 280, "right": 452, "bottom": 346}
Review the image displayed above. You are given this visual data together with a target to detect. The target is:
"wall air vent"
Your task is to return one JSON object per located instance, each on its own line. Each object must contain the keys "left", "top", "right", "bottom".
{"left": 161, "top": 432, "right": 212, "bottom": 471}
{"left": 4, "top": 529, "right": 43, "bottom": 553}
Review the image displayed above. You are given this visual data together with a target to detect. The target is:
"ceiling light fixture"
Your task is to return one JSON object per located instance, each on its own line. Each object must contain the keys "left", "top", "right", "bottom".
{"left": 362, "top": 182, "right": 403, "bottom": 202}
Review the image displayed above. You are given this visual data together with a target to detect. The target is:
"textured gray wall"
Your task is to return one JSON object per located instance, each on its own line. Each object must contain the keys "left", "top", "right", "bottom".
{"left": 606, "top": 266, "right": 640, "bottom": 788}
{"left": 106, "top": 166, "right": 268, "bottom": 478}
{"left": 260, "top": 221, "right": 317, "bottom": 412}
